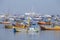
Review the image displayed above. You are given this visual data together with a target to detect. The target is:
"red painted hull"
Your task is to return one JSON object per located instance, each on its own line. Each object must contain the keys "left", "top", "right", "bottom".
{"left": 38, "top": 22, "right": 51, "bottom": 25}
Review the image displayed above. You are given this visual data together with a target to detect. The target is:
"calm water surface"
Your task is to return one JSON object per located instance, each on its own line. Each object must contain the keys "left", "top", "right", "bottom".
{"left": 0, "top": 24, "right": 60, "bottom": 40}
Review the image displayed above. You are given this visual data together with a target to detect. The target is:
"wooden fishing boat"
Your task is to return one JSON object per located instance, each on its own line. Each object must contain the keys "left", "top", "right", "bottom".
{"left": 5, "top": 24, "right": 13, "bottom": 29}
{"left": 13, "top": 23, "right": 39, "bottom": 32}
{"left": 13, "top": 27, "right": 27, "bottom": 32}
{"left": 12, "top": 23, "right": 28, "bottom": 32}
{"left": 2, "top": 22, "right": 10, "bottom": 24}
{"left": 13, "top": 17, "right": 30, "bottom": 32}
{"left": 40, "top": 25, "right": 60, "bottom": 30}
{"left": 13, "top": 27, "right": 39, "bottom": 32}
{"left": 0, "top": 21, "right": 10, "bottom": 24}
{"left": 38, "top": 21, "right": 52, "bottom": 25}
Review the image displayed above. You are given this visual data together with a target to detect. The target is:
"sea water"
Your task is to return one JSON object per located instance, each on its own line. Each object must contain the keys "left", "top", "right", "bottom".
{"left": 0, "top": 24, "right": 60, "bottom": 40}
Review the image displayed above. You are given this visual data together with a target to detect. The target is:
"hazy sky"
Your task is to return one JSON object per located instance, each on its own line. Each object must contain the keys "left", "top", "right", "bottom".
{"left": 0, "top": 0, "right": 60, "bottom": 15}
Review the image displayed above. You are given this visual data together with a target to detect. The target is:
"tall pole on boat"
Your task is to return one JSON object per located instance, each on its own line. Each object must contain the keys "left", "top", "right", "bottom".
{"left": 26, "top": 17, "right": 30, "bottom": 32}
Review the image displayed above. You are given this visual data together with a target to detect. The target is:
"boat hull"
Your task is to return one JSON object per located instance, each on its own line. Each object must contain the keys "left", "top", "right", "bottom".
{"left": 38, "top": 22, "right": 52, "bottom": 25}
{"left": 0, "top": 22, "right": 10, "bottom": 24}
{"left": 40, "top": 25, "right": 60, "bottom": 30}
{"left": 13, "top": 27, "right": 39, "bottom": 32}
{"left": 5, "top": 25, "right": 13, "bottom": 29}
{"left": 13, "top": 27, "right": 27, "bottom": 32}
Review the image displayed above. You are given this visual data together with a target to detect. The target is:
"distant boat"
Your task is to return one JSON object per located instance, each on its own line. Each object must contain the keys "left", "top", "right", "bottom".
{"left": 2, "top": 21, "right": 10, "bottom": 24}
{"left": 0, "top": 15, "right": 5, "bottom": 18}
{"left": 9, "top": 17, "right": 14, "bottom": 21}
{"left": 0, "top": 14, "right": 11, "bottom": 24}
{"left": 0, "top": 21, "right": 10, "bottom": 24}
{"left": 38, "top": 21, "right": 52, "bottom": 25}
{"left": 32, "top": 17, "right": 41, "bottom": 21}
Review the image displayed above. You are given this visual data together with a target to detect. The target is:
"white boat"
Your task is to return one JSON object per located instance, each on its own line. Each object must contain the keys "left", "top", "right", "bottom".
{"left": 13, "top": 27, "right": 39, "bottom": 32}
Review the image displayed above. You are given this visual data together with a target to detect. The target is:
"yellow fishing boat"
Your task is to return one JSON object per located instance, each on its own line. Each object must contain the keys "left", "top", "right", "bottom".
{"left": 13, "top": 25, "right": 39, "bottom": 32}
{"left": 40, "top": 25, "right": 60, "bottom": 30}
{"left": 13, "top": 22, "right": 28, "bottom": 32}
{"left": 13, "top": 17, "right": 30, "bottom": 32}
{"left": 13, "top": 27, "right": 27, "bottom": 32}
{"left": 5, "top": 24, "right": 13, "bottom": 29}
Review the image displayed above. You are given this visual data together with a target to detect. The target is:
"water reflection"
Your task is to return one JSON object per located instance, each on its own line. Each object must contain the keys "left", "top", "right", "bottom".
{"left": 40, "top": 30, "right": 60, "bottom": 40}
{"left": 14, "top": 31, "right": 40, "bottom": 40}
{"left": 0, "top": 24, "right": 60, "bottom": 40}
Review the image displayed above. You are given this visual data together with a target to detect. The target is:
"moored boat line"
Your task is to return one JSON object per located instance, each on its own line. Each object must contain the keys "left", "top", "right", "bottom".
{"left": 0, "top": 13, "right": 60, "bottom": 32}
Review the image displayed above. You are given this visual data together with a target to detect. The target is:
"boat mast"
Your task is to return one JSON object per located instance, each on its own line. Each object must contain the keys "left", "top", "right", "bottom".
{"left": 26, "top": 17, "right": 31, "bottom": 32}
{"left": 4, "top": 8, "right": 9, "bottom": 22}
